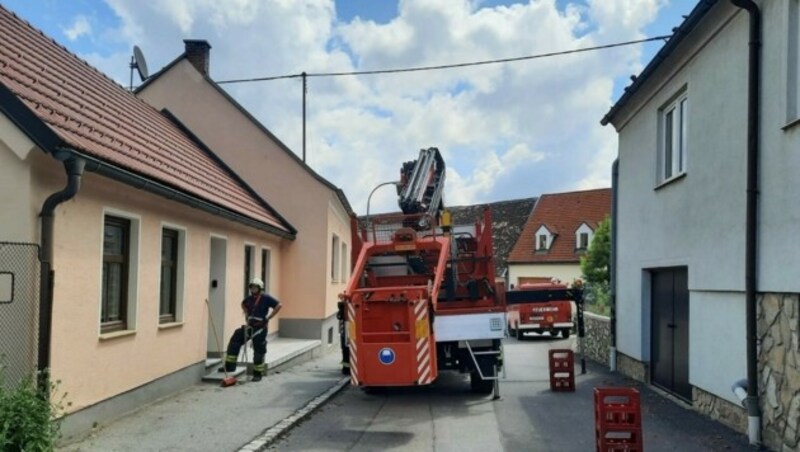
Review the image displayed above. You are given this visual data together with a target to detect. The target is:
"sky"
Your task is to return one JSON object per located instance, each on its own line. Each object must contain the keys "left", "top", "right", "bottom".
{"left": 1, "top": 0, "right": 696, "bottom": 214}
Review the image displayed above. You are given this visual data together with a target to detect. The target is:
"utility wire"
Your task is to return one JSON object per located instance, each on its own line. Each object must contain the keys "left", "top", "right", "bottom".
{"left": 216, "top": 35, "right": 671, "bottom": 85}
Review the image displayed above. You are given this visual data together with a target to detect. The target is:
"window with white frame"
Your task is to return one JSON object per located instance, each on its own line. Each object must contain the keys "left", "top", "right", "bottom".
{"left": 534, "top": 225, "right": 553, "bottom": 251}
{"left": 260, "top": 248, "right": 271, "bottom": 293}
{"left": 101, "top": 212, "right": 139, "bottom": 334}
{"left": 538, "top": 234, "right": 547, "bottom": 250}
{"left": 575, "top": 222, "right": 594, "bottom": 250}
{"left": 659, "top": 92, "right": 688, "bottom": 183}
{"left": 331, "top": 235, "right": 341, "bottom": 282}
{"left": 788, "top": 0, "right": 800, "bottom": 123}
{"left": 244, "top": 245, "right": 255, "bottom": 297}
{"left": 341, "top": 242, "right": 348, "bottom": 282}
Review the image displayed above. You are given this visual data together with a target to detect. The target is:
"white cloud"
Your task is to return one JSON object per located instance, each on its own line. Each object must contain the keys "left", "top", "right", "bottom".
{"left": 63, "top": 15, "right": 92, "bottom": 41}
{"left": 88, "top": 0, "right": 664, "bottom": 214}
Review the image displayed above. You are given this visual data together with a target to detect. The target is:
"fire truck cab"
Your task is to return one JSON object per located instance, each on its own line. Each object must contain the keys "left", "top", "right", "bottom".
{"left": 506, "top": 283, "right": 575, "bottom": 340}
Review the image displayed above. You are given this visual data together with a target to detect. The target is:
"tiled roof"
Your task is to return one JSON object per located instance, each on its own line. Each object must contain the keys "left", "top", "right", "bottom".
{"left": 507, "top": 188, "right": 611, "bottom": 264}
{"left": 360, "top": 197, "right": 536, "bottom": 275}
{"left": 0, "top": 6, "right": 293, "bottom": 236}
{"left": 448, "top": 198, "right": 537, "bottom": 275}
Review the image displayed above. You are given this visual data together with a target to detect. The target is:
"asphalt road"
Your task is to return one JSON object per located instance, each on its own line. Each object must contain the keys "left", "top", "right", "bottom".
{"left": 270, "top": 334, "right": 754, "bottom": 452}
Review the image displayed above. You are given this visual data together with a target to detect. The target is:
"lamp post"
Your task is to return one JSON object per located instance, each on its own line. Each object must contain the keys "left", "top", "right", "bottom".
{"left": 366, "top": 181, "right": 400, "bottom": 226}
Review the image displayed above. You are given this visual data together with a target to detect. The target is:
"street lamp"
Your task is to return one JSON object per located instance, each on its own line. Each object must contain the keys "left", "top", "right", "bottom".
{"left": 366, "top": 180, "right": 401, "bottom": 226}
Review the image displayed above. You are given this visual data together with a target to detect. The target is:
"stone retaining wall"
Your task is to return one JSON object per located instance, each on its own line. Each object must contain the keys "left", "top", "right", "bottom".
{"left": 758, "top": 293, "right": 800, "bottom": 451}
{"left": 581, "top": 312, "right": 610, "bottom": 366}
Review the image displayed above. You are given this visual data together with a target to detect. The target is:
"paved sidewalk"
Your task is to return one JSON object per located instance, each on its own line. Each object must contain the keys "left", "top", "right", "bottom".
{"left": 59, "top": 349, "right": 346, "bottom": 452}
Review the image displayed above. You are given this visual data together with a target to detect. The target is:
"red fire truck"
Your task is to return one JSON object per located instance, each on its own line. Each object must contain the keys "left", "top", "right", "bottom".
{"left": 340, "top": 148, "right": 506, "bottom": 394}
{"left": 506, "top": 283, "right": 575, "bottom": 340}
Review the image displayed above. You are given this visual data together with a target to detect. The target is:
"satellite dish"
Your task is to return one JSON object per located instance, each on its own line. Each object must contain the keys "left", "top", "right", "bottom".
{"left": 132, "top": 45, "right": 149, "bottom": 81}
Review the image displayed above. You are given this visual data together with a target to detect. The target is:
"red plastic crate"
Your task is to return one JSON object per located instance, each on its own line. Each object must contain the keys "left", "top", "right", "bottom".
{"left": 548, "top": 349, "right": 575, "bottom": 392}
{"left": 594, "top": 388, "right": 643, "bottom": 452}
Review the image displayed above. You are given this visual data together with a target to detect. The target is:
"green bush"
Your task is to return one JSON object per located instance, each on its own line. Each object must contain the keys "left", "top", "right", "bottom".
{"left": 581, "top": 216, "right": 611, "bottom": 317}
{"left": 0, "top": 369, "right": 68, "bottom": 452}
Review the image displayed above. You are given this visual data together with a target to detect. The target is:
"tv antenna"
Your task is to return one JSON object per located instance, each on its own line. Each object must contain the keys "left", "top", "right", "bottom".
{"left": 129, "top": 45, "right": 149, "bottom": 90}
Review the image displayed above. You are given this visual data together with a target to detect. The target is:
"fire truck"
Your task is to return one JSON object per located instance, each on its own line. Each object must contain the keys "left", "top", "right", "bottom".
{"left": 506, "top": 283, "right": 575, "bottom": 340}
{"left": 340, "top": 147, "right": 506, "bottom": 394}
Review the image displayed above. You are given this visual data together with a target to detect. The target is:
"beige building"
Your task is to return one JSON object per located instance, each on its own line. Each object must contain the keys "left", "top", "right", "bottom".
{"left": 136, "top": 40, "right": 354, "bottom": 345}
{"left": 507, "top": 188, "right": 611, "bottom": 286}
{"left": 0, "top": 6, "right": 297, "bottom": 438}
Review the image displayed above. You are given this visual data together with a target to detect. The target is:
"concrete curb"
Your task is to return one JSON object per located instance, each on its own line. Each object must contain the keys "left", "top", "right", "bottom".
{"left": 237, "top": 376, "right": 350, "bottom": 451}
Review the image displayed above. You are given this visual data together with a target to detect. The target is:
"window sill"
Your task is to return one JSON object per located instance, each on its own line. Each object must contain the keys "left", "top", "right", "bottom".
{"left": 158, "top": 322, "right": 184, "bottom": 330}
{"left": 655, "top": 172, "right": 687, "bottom": 190}
{"left": 782, "top": 117, "right": 800, "bottom": 131}
{"left": 99, "top": 330, "right": 136, "bottom": 341}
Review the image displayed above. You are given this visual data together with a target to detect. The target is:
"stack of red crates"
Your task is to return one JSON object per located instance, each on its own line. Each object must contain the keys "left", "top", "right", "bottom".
{"left": 593, "top": 387, "right": 643, "bottom": 451}
{"left": 548, "top": 349, "right": 575, "bottom": 391}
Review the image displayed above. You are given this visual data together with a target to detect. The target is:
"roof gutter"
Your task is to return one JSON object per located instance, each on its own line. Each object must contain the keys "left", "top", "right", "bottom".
{"left": 601, "top": 0, "right": 717, "bottom": 127}
{"left": 730, "top": 0, "right": 761, "bottom": 446}
{"left": 72, "top": 151, "right": 295, "bottom": 240}
{"left": 38, "top": 152, "right": 85, "bottom": 391}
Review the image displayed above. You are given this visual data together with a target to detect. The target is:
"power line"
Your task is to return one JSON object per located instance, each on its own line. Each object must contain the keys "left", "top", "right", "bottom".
{"left": 216, "top": 35, "right": 671, "bottom": 85}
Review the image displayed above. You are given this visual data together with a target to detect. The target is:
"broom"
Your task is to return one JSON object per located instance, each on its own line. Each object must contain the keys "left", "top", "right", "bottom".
{"left": 205, "top": 298, "right": 237, "bottom": 388}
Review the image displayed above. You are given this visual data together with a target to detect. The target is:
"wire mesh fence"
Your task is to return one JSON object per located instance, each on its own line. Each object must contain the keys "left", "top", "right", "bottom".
{"left": 0, "top": 242, "right": 40, "bottom": 390}
{"left": 363, "top": 213, "right": 439, "bottom": 243}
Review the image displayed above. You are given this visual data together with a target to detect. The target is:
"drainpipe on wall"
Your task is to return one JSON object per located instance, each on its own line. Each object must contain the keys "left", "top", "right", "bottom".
{"left": 609, "top": 159, "right": 618, "bottom": 372}
{"left": 38, "top": 153, "right": 85, "bottom": 391}
{"left": 730, "top": 0, "right": 761, "bottom": 446}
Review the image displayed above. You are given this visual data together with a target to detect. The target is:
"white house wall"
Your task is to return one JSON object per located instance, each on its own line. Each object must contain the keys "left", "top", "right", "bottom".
{"left": 757, "top": 0, "right": 800, "bottom": 292}
{"left": 689, "top": 291, "right": 746, "bottom": 405}
{"left": 614, "top": 4, "right": 749, "bottom": 363}
{"left": 508, "top": 263, "right": 581, "bottom": 286}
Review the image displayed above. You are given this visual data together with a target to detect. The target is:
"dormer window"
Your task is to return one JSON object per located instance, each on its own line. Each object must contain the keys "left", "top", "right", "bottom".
{"left": 579, "top": 232, "right": 589, "bottom": 249}
{"left": 575, "top": 222, "right": 594, "bottom": 250}
{"left": 535, "top": 225, "right": 554, "bottom": 252}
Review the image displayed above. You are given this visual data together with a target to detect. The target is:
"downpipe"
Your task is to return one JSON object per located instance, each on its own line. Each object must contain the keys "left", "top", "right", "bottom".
{"left": 609, "top": 159, "right": 619, "bottom": 372}
{"left": 38, "top": 153, "right": 85, "bottom": 392}
{"left": 730, "top": 0, "right": 761, "bottom": 446}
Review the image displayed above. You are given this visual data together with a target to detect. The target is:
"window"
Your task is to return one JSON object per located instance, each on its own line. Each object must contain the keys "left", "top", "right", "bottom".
{"left": 244, "top": 245, "right": 254, "bottom": 297}
{"left": 102, "top": 217, "right": 130, "bottom": 333}
{"left": 260, "top": 248, "right": 271, "bottom": 293}
{"left": 341, "top": 243, "right": 348, "bottom": 282}
{"left": 159, "top": 229, "right": 179, "bottom": 324}
{"left": 538, "top": 234, "right": 547, "bottom": 251}
{"left": 579, "top": 232, "right": 589, "bottom": 250}
{"left": 331, "top": 235, "right": 341, "bottom": 282}
{"left": 788, "top": 0, "right": 800, "bottom": 123}
{"left": 660, "top": 93, "right": 688, "bottom": 182}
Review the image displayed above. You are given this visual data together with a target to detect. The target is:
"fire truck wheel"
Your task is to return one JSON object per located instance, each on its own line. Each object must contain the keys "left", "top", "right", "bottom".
{"left": 470, "top": 371, "right": 494, "bottom": 394}
{"left": 516, "top": 327, "right": 524, "bottom": 340}
{"left": 561, "top": 329, "right": 571, "bottom": 339}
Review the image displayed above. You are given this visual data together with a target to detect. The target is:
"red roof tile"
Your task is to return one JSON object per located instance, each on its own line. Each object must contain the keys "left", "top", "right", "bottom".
{"left": 0, "top": 6, "right": 292, "bottom": 235}
{"left": 507, "top": 188, "right": 611, "bottom": 264}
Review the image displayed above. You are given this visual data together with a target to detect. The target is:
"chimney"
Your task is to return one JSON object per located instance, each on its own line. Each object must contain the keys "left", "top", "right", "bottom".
{"left": 183, "top": 39, "right": 211, "bottom": 76}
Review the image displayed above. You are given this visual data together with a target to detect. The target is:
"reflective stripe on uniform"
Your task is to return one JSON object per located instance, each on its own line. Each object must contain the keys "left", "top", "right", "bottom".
{"left": 225, "top": 355, "right": 237, "bottom": 363}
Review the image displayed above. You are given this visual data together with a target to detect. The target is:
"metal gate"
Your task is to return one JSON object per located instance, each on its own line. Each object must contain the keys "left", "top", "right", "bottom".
{"left": 651, "top": 267, "right": 690, "bottom": 401}
{"left": 0, "top": 242, "right": 40, "bottom": 390}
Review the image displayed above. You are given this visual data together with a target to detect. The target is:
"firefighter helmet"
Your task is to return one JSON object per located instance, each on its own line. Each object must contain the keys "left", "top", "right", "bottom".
{"left": 249, "top": 278, "right": 264, "bottom": 290}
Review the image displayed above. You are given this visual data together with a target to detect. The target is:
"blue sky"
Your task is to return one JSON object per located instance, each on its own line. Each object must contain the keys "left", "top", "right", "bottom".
{"left": 0, "top": 1, "right": 700, "bottom": 213}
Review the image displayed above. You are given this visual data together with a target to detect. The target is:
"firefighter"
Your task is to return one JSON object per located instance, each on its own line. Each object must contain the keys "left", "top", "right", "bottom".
{"left": 220, "top": 278, "right": 281, "bottom": 381}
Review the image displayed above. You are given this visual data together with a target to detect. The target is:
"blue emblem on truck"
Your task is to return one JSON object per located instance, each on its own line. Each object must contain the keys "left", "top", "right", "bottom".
{"left": 378, "top": 347, "right": 395, "bottom": 365}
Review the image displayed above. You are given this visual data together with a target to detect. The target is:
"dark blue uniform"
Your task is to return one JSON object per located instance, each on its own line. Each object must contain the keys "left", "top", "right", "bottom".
{"left": 223, "top": 294, "right": 280, "bottom": 378}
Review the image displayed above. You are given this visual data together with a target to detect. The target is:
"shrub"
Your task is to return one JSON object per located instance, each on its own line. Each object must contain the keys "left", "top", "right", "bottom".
{"left": 0, "top": 368, "right": 69, "bottom": 452}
